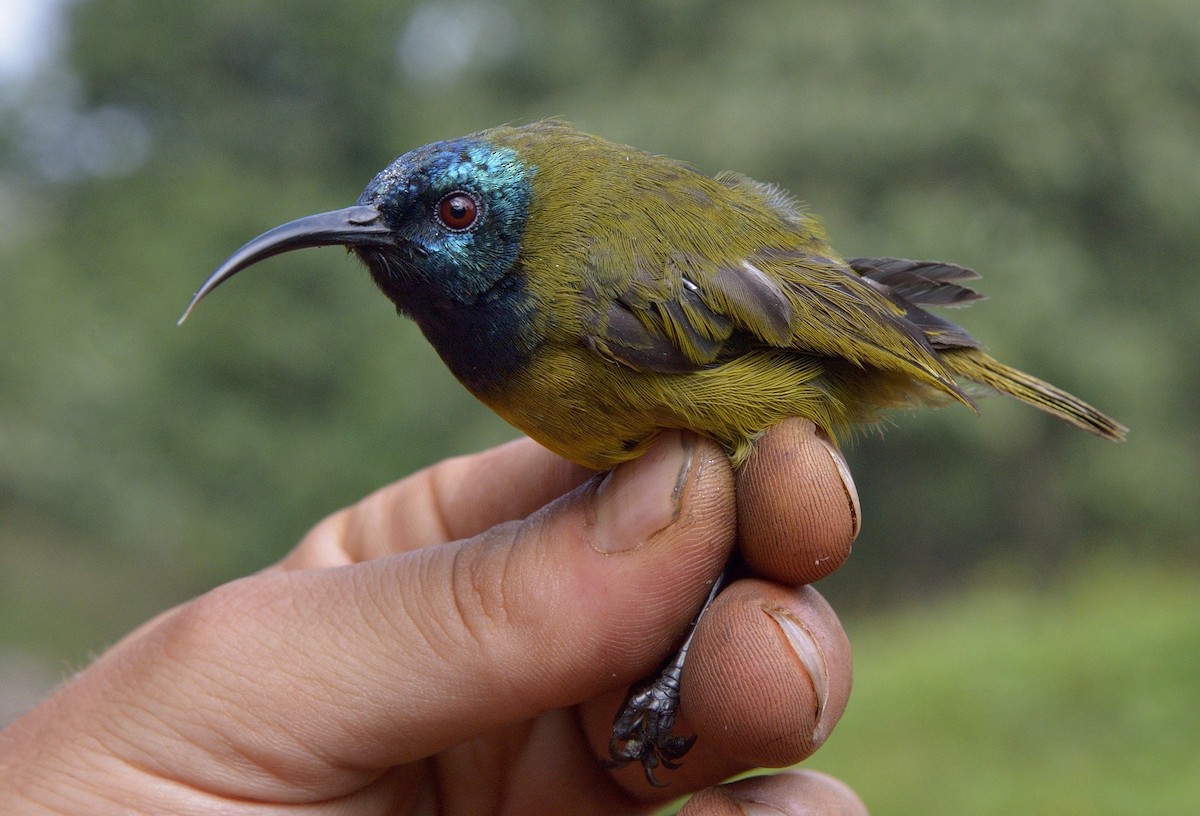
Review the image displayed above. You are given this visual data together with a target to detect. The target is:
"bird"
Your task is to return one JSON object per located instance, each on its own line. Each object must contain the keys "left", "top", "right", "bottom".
{"left": 181, "top": 119, "right": 1126, "bottom": 783}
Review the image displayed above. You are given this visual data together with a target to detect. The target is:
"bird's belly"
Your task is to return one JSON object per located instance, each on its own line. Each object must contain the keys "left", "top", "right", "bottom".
{"left": 480, "top": 345, "right": 840, "bottom": 470}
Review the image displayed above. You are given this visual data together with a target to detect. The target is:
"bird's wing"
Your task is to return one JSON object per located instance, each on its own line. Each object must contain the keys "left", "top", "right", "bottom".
{"left": 580, "top": 250, "right": 742, "bottom": 374}
{"left": 583, "top": 244, "right": 971, "bottom": 403}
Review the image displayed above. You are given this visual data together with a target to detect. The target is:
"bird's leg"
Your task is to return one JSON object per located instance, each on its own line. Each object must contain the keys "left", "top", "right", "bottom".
{"left": 606, "top": 563, "right": 732, "bottom": 786}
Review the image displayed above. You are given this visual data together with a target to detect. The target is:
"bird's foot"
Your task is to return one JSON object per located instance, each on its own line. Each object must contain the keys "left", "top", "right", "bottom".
{"left": 605, "top": 668, "right": 695, "bottom": 786}
{"left": 605, "top": 568, "right": 731, "bottom": 785}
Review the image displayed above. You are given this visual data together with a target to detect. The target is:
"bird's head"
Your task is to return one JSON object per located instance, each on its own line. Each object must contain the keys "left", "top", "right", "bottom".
{"left": 179, "top": 135, "right": 534, "bottom": 323}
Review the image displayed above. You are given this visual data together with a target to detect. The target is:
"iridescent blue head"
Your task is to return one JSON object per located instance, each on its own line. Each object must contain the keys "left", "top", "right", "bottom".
{"left": 354, "top": 137, "right": 533, "bottom": 312}
{"left": 180, "top": 134, "right": 538, "bottom": 393}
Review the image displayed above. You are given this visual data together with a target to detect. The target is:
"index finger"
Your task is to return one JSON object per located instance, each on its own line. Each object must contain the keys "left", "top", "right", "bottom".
{"left": 736, "top": 418, "right": 861, "bottom": 585}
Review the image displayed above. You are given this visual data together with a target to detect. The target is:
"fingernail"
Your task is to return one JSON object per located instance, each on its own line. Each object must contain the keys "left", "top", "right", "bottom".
{"left": 592, "top": 433, "right": 694, "bottom": 553}
{"left": 766, "top": 609, "right": 829, "bottom": 724}
{"left": 814, "top": 427, "right": 861, "bottom": 540}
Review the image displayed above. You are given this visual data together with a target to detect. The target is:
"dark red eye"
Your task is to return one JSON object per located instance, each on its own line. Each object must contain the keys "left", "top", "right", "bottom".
{"left": 437, "top": 191, "right": 479, "bottom": 231}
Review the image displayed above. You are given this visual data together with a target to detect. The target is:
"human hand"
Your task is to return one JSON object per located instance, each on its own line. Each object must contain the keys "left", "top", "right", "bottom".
{"left": 0, "top": 419, "right": 865, "bottom": 815}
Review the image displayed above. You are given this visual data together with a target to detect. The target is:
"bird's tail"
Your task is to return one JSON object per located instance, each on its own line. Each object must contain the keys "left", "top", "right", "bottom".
{"left": 942, "top": 348, "right": 1127, "bottom": 441}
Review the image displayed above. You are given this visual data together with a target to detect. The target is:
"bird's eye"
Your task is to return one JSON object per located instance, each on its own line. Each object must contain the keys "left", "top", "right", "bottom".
{"left": 436, "top": 191, "right": 480, "bottom": 231}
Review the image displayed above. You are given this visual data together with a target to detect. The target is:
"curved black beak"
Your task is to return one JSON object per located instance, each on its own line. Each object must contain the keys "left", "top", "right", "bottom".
{"left": 178, "top": 204, "right": 391, "bottom": 324}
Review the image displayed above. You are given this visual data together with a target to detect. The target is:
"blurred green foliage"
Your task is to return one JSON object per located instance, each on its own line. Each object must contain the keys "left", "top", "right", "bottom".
{"left": 814, "top": 554, "right": 1200, "bottom": 815}
{"left": 0, "top": 1, "right": 1195, "bottom": 797}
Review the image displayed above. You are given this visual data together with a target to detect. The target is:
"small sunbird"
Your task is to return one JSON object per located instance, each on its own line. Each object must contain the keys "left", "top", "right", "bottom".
{"left": 182, "top": 120, "right": 1126, "bottom": 784}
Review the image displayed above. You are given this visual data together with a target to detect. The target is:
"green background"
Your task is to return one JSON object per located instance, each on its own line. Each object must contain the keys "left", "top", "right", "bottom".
{"left": 2, "top": 1, "right": 1196, "bottom": 813}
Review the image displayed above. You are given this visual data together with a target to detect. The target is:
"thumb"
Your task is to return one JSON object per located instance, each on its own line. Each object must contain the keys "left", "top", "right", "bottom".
{"left": 87, "top": 432, "right": 735, "bottom": 794}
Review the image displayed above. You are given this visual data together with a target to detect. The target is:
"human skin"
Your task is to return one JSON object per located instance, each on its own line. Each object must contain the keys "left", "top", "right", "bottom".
{"left": 0, "top": 418, "right": 866, "bottom": 815}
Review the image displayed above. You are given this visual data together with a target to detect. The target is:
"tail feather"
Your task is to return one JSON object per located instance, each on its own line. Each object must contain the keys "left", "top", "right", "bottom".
{"left": 943, "top": 348, "right": 1127, "bottom": 441}
{"left": 846, "top": 257, "right": 1126, "bottom": 441}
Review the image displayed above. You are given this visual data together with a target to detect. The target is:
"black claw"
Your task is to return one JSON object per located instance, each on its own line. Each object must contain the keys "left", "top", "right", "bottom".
{"left": 605, "top": 663, "right": 696, "bottom": 786}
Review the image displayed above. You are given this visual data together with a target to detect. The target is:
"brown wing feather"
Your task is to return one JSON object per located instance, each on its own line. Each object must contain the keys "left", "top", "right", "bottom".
{"left": 583, "top": 244, "right": 973, "bottom": 408}
{"left": 848, "top": 257, "right": 984, "bottom": 307}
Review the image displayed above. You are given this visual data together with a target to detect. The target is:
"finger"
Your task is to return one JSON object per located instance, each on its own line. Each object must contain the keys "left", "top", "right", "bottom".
{"left": 86, "top": 433, "right": 737, "bottom": 798}
{"left": 680, "top": 770, "right": 868, "bottom": 816}
{"left": 282, "top": 436, "right": 593, "bottom": 567}
{"left": 682, "top": 580, "right": 852, "bottom": 769}
{"left": 579, "top": 579, "right": 852, "bottom": 797}
{"left": 737, "top": 418, "right": 860, "bottom": 584}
